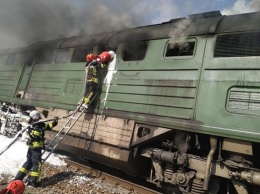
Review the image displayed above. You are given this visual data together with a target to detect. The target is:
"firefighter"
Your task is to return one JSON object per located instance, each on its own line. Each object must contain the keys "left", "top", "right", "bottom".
{"left": 14, "top": 110, "right": 58, "bottom": 188}
{"left": 82, "top": 51, "right": 115, "bottom": 109}
{"left": 0, "top": 180, "right": 25, "bottom": 194}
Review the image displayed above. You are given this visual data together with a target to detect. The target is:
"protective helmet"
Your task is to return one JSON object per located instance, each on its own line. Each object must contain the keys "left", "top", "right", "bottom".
{"left": 86, "top": 54, "right": 95, "bottom": 61}
{"left": 6, "top": 180, "right": 25, "bottom": 194}
{"left": 108, "top": 51, "right": 115, "bottom": 59}
{"left": 29, "top": 110, "right": 41, "bottom": 120}
{"left": 98, "top": 51, "right": 115, "bottom": 63}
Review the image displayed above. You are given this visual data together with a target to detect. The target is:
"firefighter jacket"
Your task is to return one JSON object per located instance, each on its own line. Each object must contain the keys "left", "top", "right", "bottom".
{"left": 85, "top": 60, "right": 106, "bottom": 84}
{"left": 27, "top": 121, "right": 57, "bottom": 149}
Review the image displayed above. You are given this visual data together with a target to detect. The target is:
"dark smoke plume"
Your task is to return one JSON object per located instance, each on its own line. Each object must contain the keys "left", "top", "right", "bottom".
{"left": 0, "top": 0, "right": 153, "bottom": 49}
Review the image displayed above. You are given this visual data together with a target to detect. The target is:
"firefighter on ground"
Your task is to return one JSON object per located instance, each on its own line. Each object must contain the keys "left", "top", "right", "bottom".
{"left": 0, "top": 180, "right": 25, "bottom": 194}
{"left": 82, "top": 51, "right": 115, "bottom": 109}
{"left": 14, "top": 110, "right": 59, "bottom": 188}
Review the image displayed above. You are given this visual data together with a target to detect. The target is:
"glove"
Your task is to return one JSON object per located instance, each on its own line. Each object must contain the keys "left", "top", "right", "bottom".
{"left": 52, "top": 117, "right": 59, "bottom": 127}
{"left": 28, "top": 117, "right": 34, "bottom": 124}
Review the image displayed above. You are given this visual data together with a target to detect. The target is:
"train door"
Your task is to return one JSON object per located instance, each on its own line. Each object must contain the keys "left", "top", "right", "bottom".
{"left": 15, "top": 53, "right": 38, "bottom": 98}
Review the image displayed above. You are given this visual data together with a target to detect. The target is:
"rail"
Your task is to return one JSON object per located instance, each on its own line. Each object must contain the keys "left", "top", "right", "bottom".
{"left": 64, "top": 159, "right": 162, "bottom": 194}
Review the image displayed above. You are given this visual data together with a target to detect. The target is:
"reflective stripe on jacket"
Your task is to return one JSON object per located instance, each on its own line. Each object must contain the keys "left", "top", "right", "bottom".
{"left": 85, "top": 61, "right": 106, "bottom": 84}
{"left": 28, "top": 122, "right": 54, "bottom": 149}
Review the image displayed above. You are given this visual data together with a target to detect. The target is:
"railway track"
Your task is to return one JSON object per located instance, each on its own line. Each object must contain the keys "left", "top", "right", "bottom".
{"left": 64, "top": 158, "right": 162, "bottom": 194}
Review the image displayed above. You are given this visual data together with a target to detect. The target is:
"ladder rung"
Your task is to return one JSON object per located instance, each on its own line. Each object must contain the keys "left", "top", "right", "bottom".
{"left": 45, "top": 147, "right": 54, "bottom": 152}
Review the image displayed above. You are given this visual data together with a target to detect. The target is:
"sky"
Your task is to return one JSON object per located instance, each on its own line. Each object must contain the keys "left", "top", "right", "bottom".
{"left": 0, "top": 133, "right": 66, "bottom": 180}
{"left": 0, "top": 0, "right": 259, "bottom": 50}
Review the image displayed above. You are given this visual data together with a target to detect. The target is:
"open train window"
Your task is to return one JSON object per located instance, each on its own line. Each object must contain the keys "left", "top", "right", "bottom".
{"left": 55, "top": 49, "right": 70, "bottom": 64}
{"left": 35, "top": 51, "right": 53, "bottom": 64}
{"left": 165, "top": 41, "right": 195, "bottom": 58}
{"left": 71, "top": 47, "right": 94, "bottom": 63}
{"left": 6, "top": 54, "right": 16, "bottom": 65}
{"left": 214, "top": 32, "right": 260, "bottom": 57}
{"left": 122, "top": 42, "right": 147, "bottom": 61}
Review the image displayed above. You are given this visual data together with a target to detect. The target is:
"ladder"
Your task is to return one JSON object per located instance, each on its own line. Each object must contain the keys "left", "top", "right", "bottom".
{"left": 42, "top": 93, "right": 99, "bottom": 162}
{"left": 41, "top": 108, "right": 85, "bottom": 162}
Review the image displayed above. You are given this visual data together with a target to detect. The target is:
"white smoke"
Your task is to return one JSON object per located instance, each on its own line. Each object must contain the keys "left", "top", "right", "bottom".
{"left": 168, "top": 19, "right": 191, "bottom": 44}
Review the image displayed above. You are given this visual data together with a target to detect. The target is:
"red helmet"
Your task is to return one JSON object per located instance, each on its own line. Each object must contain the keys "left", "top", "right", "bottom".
{"left": 6, "top": 180, "right": 25, "bottom": 194}
{"left": 86, "top": 54, "right": 95, "bottom": 61}
{"left": 98, "top": 51, "right": 115, "bottom": 63}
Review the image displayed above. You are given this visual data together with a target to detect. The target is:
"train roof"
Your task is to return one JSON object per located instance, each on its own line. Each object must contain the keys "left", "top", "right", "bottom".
{"left": 1, "top": 10, "right": 260, "bottom": 54}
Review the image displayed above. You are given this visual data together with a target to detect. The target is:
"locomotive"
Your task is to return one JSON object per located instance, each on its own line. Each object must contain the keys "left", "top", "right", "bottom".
{"left": 0, "top": 10, "right": 260, "bottom": 194}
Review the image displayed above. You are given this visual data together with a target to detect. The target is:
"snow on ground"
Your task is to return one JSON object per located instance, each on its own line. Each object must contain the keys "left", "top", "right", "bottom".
{"left": 0, "top": 134, "right": 66, "bottom": 179}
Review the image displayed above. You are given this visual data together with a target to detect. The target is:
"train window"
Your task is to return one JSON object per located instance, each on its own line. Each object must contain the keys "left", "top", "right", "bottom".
{"left": 165, "top": 41, "right": 195, "bottom": 57}
{"left": 6, "top": 54, "right": 16, "bottom": 65}
{"left": 55, "top": 50, "right": 70, "bottom": 64}
{"left": 122, "top": 42, "right": 147, "bottom": 61}
{"left": 214, "top": 32, "right": 260, "bottom": 57}
{"left": 36, "top": 51, "right": 53, "bottom": 64}
{"left": 71, "top": 47, "right": 93, "bottom": 63}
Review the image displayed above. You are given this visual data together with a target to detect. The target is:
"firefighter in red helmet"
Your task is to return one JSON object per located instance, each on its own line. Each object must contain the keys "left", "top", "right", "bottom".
{"left": 14, "top": 111, "right": 59, "bottom": 188}
{"left": 0, "top": 180, "right": 25, "bottom": 194}
{"left": 82, "top": 51, "right": 115, "bottom": 109}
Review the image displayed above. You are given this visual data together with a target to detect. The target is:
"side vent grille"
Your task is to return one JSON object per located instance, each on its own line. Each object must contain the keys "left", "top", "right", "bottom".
{"left": 214, "top": 32, "right": 260, "bottom": 57}
{"left": 228, "top": 88, "right": 260, "bottom": 116}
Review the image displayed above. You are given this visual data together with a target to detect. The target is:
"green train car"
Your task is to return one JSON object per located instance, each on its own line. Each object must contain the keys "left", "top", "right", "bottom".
{"left": 1, "top": 10, "right": 260, "bottom": 194}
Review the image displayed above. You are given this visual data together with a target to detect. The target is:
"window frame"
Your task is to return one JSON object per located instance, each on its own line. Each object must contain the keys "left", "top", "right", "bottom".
{"left": 35, "top": 50, "right": 54, "bottom": 65}
{"left": 164, "top": 38, "right": 196, "bottom": 60}
{"left": 55, "top": 49, "right": 70, "bottom": 64}
{"left": 6, "top": 54, "right": 16, "bottom": 65}
{"left": 121, "top": 42, "right": 148, "bottom": 61}
{"left": 71, "top": 47, "right": 94, "bottom": 63}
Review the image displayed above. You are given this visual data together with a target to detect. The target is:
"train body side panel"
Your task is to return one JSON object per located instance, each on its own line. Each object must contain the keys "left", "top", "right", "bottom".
{"left": 12, "top": 50, "right": 85, "bottom": 110}
{"left": 195, "top": 35, "right": 260, "bottom": 142}
{"left": 0, "top": 54, "right": 25, "bottom": 102}
{"left": 99, "top": 38, "right": 206, "bottom": 131}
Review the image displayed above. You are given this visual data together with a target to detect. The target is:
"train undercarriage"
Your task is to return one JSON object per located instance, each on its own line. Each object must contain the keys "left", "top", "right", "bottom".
{"left": 58, "top": 122, "right": 260, "bottom": 194}
{"left": 140, "top": 135, "right": 260, "bottom": 194}
{"left": 49, "top": 115, "right": 260, "bottom": 194}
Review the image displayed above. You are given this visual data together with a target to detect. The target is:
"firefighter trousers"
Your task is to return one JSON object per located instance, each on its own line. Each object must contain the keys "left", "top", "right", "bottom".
{"left": 84, "top": 81, "right": 98, "bottom": 105}
{"left": 15, "top": 148, "right": 42, "bottom": 184}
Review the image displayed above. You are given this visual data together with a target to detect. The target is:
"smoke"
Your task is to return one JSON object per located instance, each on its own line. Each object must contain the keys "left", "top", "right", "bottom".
{"left": 0, "top": 0, "right": 148, "bottom": 49}
{"left": 3, "top": 0, "right": 258, "bottom": 50}
{"left": 168, "top": 19, "right": 191, "bottom": 43}
{"left": 222, "top": 0, "right": 260, "bottom": 15}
